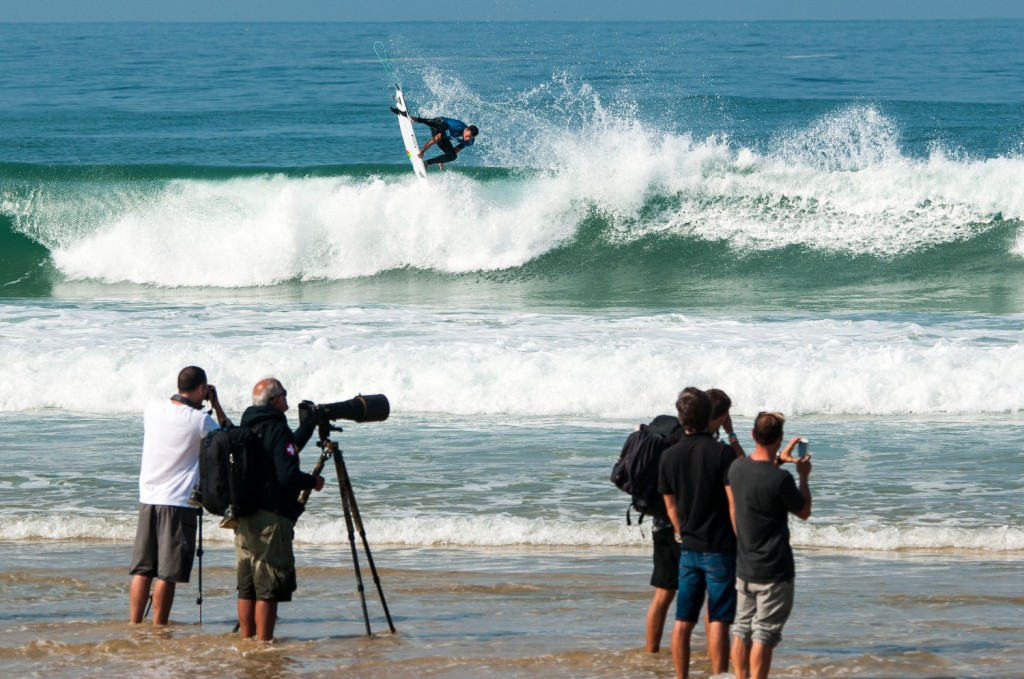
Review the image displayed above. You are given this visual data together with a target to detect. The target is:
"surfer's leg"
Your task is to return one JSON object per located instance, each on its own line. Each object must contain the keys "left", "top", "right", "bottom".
{"left": 424, "top": 151, "right": 458, "bottom": 167}
{"left": 414, "top": 117, "right": 448, "bottom": 132}
{"left": 424, "top": 138, "right": 458, "bottom": 166}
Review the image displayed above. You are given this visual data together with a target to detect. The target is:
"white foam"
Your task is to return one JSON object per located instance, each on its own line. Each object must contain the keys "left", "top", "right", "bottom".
{"left": 3, "top": 512, "right": 1021, "bottom": 553}
{"left": 790, "top": 522, "right": 1024, "bottom": 552}
{"left": 4, "top": 304, "right": 1024, "bottom": 417}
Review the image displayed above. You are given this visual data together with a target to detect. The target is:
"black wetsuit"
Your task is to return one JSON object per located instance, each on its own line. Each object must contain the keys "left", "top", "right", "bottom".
{"left": 413, "top": 116, "right": 475, "bottom": 166}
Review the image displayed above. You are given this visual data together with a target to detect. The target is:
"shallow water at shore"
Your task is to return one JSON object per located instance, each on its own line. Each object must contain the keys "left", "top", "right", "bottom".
{"left": 2, "top": 542, "right": 1022, "bottom": 678}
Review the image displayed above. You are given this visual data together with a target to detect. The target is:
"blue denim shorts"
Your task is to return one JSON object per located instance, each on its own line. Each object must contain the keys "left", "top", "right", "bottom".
{"left": 675, "top": 549, "right": 737, "bottom": 623}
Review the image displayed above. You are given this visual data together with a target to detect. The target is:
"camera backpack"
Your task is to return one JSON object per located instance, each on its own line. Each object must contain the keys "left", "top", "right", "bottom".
{"left": 610, "top": 414, "right": 682, "bottom": 524}
{"left": 195, "top": 425, "right": 266, "bottom": 523}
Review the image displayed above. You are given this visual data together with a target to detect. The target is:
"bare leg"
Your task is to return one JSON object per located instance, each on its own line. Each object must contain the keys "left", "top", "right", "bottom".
{"left": 706, "top": 621, "right": 731, "bottom": 674}
{"left": 238, "top": 599, "right": 256, "bottom": 638}
{"left": 255, "top": 599, "right": 278, "bottom": 641}
{"left": 129, "top": 575, "right": 152, "bottom": 624}
{"left": 671, "top": 619, "right": 696, "bottom": 679}
{"left": 732, "top": 635, "right": 751, "bottom": 679}
{"left": 751, "top": 642, "right": 774, "bottom": 679}
{"left": 646, "top": 587, "right": 676, "bottom": 653}
{"left": 150, "top": 579, "right": 176, "bottom": 625}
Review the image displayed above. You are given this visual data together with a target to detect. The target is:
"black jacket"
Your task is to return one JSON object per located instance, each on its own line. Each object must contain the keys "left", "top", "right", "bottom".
{"left": 240, "top": 405, "right": 317, "bottom": 523}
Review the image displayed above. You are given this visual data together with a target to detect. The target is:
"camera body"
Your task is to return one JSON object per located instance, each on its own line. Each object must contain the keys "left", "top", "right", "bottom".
{"left": 299, "top": 394, "right": 390, "bottom": 429}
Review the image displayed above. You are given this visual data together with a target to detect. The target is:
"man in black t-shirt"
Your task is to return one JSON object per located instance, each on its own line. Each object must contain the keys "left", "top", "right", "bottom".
{"left": 726, "top": 412, "right": 812, "bottom": 679}
{"left": 658, "top": 387, "right": 739, "bottom": 679}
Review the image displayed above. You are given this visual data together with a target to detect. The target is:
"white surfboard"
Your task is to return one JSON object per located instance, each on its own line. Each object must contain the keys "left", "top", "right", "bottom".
{"left": 393, "top": 85, "right": 428, "bottom": 180}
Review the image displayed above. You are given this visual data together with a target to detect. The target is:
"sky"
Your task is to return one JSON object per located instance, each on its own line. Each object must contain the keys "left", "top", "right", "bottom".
{"left": 3, "top": 0, "right": 1024, "bottom": 22}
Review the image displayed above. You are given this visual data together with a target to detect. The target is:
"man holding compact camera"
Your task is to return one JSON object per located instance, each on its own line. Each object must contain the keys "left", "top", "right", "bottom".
{"left": 234, "top": 377, "right": 324, "bottom": 641}
{"left": 725, "top": 412, "right": 812, "bottom": 679}
{"left": 129, "top": 365, "right": 230, "bottom": 625}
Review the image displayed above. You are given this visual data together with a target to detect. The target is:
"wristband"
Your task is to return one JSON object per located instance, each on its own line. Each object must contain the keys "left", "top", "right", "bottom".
{"left": 726, "top": 432, "right": 738, "bottom": 440}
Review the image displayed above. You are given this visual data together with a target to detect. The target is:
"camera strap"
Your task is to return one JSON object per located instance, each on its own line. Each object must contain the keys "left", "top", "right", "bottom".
{"left": 170, "top": 394, "right": 203, "bottom": 410}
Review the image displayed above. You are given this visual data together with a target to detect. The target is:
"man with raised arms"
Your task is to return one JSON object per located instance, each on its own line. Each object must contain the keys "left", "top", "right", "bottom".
{"left": 707, "top": 388, "right": 745, "bottom": 459}
{"left": 129, "top": 365, "right": 230, "bottom": 625}
{"left": 658, "top": 387, "right": 740, "bottom": 679}
{"left": 726, "top": 412, "right": 812, "bottom": 679}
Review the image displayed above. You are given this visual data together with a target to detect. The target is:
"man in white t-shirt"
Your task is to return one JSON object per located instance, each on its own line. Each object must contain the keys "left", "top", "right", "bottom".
{"left": 128, "top": 366, "right": 230, "bottom": 625}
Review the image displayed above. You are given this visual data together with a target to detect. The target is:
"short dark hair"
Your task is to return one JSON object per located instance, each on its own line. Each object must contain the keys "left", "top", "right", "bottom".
{"left": 753, "top": 411, "right": 785, "bottom": 445}
{"left": 706, "top": 388, "right": 732, "bottom": 419}
{"left": 675, "top": 387, "right": 710, "bottom": 432}
{"left": 177, "top": 366, "right": 208, "bottom": 393}
{"left": 467, "top": 125, "right": 479, "bottom": 136}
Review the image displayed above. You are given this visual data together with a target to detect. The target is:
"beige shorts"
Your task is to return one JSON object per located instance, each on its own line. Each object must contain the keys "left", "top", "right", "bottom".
{"left": 731, "top": 577, "right": 795, "bottom": 648}
{"left": 234, "top": 509, "right": 297, "bottom": 601}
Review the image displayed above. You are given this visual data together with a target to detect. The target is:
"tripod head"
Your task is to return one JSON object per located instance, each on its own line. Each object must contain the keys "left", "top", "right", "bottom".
{"left": 296, "top": 394, "right": 389, "bottom": 506}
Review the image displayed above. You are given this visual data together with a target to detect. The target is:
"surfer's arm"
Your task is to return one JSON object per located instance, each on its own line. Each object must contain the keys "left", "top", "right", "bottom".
{"left": 418, "top": 133, "right": 442, "bottom": 158}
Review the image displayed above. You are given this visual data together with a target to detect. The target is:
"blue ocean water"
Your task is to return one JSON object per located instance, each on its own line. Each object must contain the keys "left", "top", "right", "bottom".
{"left": 1, "top": 20, "right": 1023, "bottom": 677}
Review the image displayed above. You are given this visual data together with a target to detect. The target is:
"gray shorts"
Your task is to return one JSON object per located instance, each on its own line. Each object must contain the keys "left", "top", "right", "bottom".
{"left": 235, "top": 509, "right": 297, "bottom": 602}
{"left": 128, "top": 504, "right": 199, "bottom": 583}
{"left": 731, "top": 577, "right": 795, "bottom": 649}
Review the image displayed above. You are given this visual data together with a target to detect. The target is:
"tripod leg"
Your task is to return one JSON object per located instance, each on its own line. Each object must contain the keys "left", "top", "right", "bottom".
{"left": 335, "top": 450, "right": 397, "bottom": 633}
{"left": 196, "top": 508, "right": 204, "bottom": 625}
{"left": 335, "top": 454, "right": 372, "bottom": 636}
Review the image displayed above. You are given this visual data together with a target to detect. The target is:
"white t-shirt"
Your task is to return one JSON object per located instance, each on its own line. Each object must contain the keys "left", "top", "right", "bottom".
{"left": 138, "top": 399, "right": 220, "bottom": 507}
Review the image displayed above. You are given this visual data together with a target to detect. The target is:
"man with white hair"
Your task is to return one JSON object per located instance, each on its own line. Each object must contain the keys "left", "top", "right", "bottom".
{"left": 234, "top": 377, "right": 323, "bottom": 641}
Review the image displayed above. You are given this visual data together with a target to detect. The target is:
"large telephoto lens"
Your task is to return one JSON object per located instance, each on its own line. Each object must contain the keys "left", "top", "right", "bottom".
{"left": 320, "top": 394, "right": 390, "bottom": 423}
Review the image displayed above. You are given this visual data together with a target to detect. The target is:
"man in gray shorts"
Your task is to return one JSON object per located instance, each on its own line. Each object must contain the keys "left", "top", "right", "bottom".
{"left": 725, "top": 412, "right": 812, "bottom": 679}
{"left": 129, "top": 366, "right": 230, "bottom": 625}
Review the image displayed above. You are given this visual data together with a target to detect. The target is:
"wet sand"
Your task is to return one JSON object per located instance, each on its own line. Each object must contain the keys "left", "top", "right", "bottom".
{"left": 2, "top": 541, "right": 1022, "bottom": 678}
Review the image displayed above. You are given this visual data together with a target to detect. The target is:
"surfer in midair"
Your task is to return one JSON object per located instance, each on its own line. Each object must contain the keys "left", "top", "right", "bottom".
{"left": 391, "top": 108, "right": 479, "bottom": 169}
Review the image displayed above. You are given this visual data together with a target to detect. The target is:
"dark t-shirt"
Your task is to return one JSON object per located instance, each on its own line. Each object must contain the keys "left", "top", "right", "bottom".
{"left": 657, "top": 432, "right": 737, "bottom": 553}
{"left": 727, "top": 457, "right": 807, "bottom": 583}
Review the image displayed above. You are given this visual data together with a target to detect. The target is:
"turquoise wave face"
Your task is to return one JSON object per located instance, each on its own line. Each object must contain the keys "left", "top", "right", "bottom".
{"left": 0, "top": 214, "right": 51, "bottom": 294}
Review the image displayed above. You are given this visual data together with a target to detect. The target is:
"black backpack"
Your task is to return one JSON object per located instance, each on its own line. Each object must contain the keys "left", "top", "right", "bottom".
{"left": 610, "top": 414, "right": 682, "bottom": 524}
{"left": 193, "top": 425, "right": 266, "bottom": 525}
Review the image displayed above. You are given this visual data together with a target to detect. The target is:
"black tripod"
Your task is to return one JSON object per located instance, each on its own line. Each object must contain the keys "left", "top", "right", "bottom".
{"left": 301, "top": 422, "right": 396, "bottom": 635}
